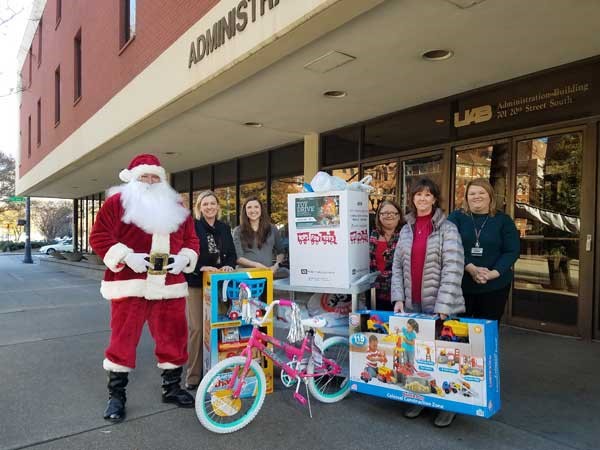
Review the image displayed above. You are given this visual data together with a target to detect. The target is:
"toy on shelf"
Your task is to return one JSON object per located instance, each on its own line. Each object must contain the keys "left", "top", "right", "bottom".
{"left": 439, "top": 320, "right": 469, "bottom": 343}
{"left": 203, "top": 270, "right": 274, "bottom": 394}
{"left": 366, "top": 314, "right": 389, "bottom": 334}
{"left": 222, "top": 279, "right": 267, "bottom": 322}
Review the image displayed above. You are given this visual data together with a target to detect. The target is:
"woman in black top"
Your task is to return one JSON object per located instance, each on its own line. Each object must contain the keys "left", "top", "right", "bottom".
{"left": 185, "top": 190, "right": 236, "bottom": 389}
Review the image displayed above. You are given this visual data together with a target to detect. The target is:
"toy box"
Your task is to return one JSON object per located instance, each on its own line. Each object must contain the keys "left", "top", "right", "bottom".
{"left": 203, "top": 269, "right": 274, "bottom": 394}
{"left": 349, "top": 311, "right": 500, "bottom": 418}
{"left": 287, "top": 190, "right": 369, "bottom": 288}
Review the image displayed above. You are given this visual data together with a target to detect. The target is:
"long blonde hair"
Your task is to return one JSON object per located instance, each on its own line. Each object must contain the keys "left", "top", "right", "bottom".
{"left": 194, "top": 190, "right": 219, "bottom": 220}
{"left": 463, "top": 179, "right": 496, "bottom": 217}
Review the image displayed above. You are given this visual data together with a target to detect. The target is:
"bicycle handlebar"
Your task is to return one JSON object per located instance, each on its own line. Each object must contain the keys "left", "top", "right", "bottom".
{"left": 252, "top": 299, "right": 293, "bottom": 327}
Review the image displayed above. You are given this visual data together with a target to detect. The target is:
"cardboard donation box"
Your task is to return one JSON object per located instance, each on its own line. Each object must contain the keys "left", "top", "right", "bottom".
{"left": 349, "top": 311, "right": 500, "bottom": 418}
{"left": 288, "top": 190, "right": 369, "bottom": 288}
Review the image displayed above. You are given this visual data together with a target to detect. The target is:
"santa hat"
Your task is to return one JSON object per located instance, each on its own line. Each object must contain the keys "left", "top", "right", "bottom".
{"left": 119, "top": 153, "right": 167, "bottom": 183}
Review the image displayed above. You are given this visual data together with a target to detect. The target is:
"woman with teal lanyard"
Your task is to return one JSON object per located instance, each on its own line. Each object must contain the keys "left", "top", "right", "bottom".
{"left": 448, "top": 178, "right": 520, "bottom": 322}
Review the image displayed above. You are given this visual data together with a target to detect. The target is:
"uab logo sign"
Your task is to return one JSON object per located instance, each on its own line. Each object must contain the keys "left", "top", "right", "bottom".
{"left": 454, "top": 105, "right": 493, "bottom": 128}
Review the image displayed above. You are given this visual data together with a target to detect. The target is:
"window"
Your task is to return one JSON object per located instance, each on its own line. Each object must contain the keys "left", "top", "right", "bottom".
{"left": 37, "top": 19, "right": 42, "bottom": 67}
{"left": 270, "top": 143, "right": 304, "bottom": 228}
{"left": 27, "top": 116, "right": 31, "bottom": 158}
{"left": 192, "top": 166, "right": 211, "bottom": 213}
{"left": 36, "top": 99, "right": 41, "bottom": 146}
{"left": 331, "top": 167, "right": 359, "bottom": 182}
{"left": 454, "top": 143, "right": 509, "bottom": 211}
{"left": 56, "top": 0, "right": 61, "bottom": 27}
{"left": 28, "top": 47, "right": 32, "bottom": 87}
{"left": 364, "top": 161, "right": 398, "bottom": 214}
{"left": 271, "top": 175, "right": 303, "bottom": 228}
{"left": 214, "top": 186, "right": 237, "bottom": 227}
{"left": 74, "top": 30, "right": 82, "bottom": 101}
{"left": 120, "top": 0, "right": 136, "bottom": 47}
{"left": 512, "top": 133, "right": 582, "bottom": 325}
{"left": 172, "top": 171, "right": 191, "bottom": 210}
{"left": 364, "top": 103, "right": 451, "bottom": 159}
{"left": 239, "top": 153, "right": 267, "bottom": 204}
{"left": 54, "top": 66, "right": 60, "bottom": 124}
{"left": 321, "top": 127, "right": 360, "bottom": 167}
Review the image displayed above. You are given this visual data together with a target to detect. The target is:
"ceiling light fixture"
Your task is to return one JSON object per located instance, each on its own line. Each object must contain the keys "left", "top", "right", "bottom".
{"left": 243, "top": 122, "right": 263, "bottom": 128}
{"left": 422, "top": 49, "right": 454, "bottom": 61}
{"left": 164, "top": 151, "right": 177, "bottom": 155}
{"left": 323, "top": 90, "right": 347, "bottom": 98}
{"left": 435, "top": 119, "right": 446, "bottom": 124}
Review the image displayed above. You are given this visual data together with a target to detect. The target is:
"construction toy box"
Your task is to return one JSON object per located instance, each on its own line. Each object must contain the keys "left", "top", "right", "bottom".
{"left": 203, "top": 270, "right": 274, "bottom": 394}
{"left": 348, "top": 311, "right": 500, "bottom": 418}
{"left": 287, "top": 190, "right": 370, "bottom": 289}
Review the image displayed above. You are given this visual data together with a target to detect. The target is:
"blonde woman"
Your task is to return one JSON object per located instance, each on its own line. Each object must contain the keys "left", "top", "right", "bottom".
{"left": 184, "top": 190, "right": 237, "bottom": 390}
{"left": 447, "top": 178, "right": 519, "bottom": 322}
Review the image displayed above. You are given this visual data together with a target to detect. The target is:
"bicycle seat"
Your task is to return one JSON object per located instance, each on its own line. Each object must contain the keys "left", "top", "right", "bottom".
{"left": 301, "top": 317, "right": 327, "bottom": 329}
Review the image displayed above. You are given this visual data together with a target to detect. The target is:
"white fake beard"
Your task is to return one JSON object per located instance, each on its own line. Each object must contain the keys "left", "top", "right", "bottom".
{"left": 118, "top": 180, "right": 189, "bottom": 235}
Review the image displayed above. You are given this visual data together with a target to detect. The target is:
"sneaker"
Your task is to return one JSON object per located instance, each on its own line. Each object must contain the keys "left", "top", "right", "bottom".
{"left": 404, "top": 405, "right": 425, "bottom": 419}
{"left": 434, "top": 411, "right": 456, "bottom": 427}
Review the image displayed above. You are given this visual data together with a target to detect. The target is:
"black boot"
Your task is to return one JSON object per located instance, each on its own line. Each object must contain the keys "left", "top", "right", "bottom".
{"left": 161, "top": 367, "right": 194, "bottom": 408}
{"left": 103, "top": 371, "right": 128, "bottom": 422}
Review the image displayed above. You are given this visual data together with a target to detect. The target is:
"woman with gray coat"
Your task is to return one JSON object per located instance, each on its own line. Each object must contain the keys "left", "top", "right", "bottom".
{"left": 391, "top": 177, "right": 465, "bottom": 427}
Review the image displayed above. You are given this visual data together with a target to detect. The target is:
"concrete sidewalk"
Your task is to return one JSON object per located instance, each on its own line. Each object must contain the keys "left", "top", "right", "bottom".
{"left": 0, "top": 254, "right": 597, "bottom": 450}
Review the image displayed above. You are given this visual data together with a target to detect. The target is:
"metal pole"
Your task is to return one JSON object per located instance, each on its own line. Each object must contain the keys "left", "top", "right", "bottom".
{"left": 23, "top": 197, "right": 33, "bottom": 264}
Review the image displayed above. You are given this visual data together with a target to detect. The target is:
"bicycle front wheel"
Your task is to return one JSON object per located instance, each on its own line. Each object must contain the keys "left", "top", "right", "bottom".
{"left": 307, "top": 336, "right": 350, "bottom": 403}
{"left": 196, "top": 356, "right": 266, "bottom": 433}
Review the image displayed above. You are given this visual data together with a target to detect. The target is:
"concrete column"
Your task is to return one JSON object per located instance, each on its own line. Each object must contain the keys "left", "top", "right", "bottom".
{"left": 304, "top": 133, "right": 320, "bottom": 182}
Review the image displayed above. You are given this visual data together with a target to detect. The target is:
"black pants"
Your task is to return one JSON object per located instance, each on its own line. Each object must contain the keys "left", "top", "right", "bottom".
{"left": 366, "top": 289, "right": 394, "bottom": 311}
{"left": 463, "top": 285, "right": 511, "bottom": 322}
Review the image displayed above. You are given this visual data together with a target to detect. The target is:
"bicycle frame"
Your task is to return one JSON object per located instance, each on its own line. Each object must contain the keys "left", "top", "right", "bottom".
{"left": 227, "top": 301, "right": 342, "bottom": 400}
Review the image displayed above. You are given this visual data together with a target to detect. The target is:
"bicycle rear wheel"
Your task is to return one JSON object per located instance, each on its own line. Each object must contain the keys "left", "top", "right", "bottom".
{"left": 196, "top": 356, "right": 266, "bottom": 433}
{"left": 307, "top": 336, "right": 350, "bottom": 403}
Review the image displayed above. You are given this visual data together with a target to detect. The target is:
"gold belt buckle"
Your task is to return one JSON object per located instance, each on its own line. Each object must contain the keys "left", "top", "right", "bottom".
{"left": 148, "top": 253, "right": 169, "bottom": 275}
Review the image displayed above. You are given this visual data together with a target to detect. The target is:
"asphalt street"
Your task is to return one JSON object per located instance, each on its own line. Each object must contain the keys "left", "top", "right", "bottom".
{"left": 0, "top": 254, "right": 598, "bottom": 450}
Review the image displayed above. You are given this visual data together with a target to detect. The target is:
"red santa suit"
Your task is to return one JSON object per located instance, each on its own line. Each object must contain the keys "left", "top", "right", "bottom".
{"left": 90, "top": 157, "right": 199, "bottom": 373}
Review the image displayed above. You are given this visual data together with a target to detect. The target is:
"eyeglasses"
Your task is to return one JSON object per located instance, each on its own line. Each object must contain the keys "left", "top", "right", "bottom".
{"left": 379, "top": 212, "right": 400, "bottom": 218}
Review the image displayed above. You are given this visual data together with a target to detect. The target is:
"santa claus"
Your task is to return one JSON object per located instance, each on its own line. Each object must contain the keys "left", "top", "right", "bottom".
{"left": 90, "top": 153, "right": 200, "bottom": 423}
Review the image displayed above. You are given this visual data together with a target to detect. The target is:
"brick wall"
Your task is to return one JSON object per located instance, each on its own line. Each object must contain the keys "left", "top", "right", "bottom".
{"left": 19, "top": 0, "right": 219, "bottom": 176}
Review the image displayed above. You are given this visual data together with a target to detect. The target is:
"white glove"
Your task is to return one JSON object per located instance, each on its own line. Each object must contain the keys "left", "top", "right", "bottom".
{"left": 166, "top": 254, "right": 190, "bottom": 275}
{"left": 124, "top": 252, "right": 150, "bottom": 273}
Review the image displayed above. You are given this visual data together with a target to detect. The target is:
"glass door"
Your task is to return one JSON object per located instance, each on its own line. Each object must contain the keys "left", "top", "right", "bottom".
{"left": 400, "top": 153, "right": 444, "bottom": 215}
{"left": 363, "top": 160, "right": 398, "bottom": 214}
{"left": 510, "top": 131, "right": 585, "bottom": 335}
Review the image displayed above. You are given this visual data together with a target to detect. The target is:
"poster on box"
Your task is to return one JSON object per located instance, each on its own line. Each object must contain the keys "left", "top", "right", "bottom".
{"left": 294, "top": 196, "right": 340, "bottom": 229}
{"left": 288, "top": 190, "right": 369, "bottom": 288}
{"left": 348, "top": 311, "right": 500, "bottom": 418}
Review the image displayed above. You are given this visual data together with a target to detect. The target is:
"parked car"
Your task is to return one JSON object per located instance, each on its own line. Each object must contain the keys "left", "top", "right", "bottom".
{"left": 39, "top": 238, "right": 74, "bottom": 254}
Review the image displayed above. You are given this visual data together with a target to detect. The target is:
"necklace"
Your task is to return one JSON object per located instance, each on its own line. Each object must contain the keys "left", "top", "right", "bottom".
{"left": 415, "top": 222, "right": 429, "bottom": 235}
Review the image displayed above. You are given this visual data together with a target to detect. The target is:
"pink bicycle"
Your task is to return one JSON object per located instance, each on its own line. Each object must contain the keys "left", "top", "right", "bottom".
{"left": 195, "top": 299, "right": 350, "bottom": 433}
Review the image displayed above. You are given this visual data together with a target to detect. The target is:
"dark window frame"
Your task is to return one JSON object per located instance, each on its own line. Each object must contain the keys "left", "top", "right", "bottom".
{"left": 37, "top": 18, "right": 42, "bottom": 67}
{"left": 119, "top": 0, "right": 136, "bottom": 50}
{"left": 74, "top": 29, "right": 82, "bottom": 102}
{"left": 54, "top": 66, "right": 61, "bottom": 125}
{"left": 56, "top": 0, "right": 62, "bottom": 28}
{"left": 36, "top": 98, "right": 41, "bottom": 147}
{"left": 27, "top": 115, "right": 31, "bottom": 158}
{"left": 28, "top": 47, "right": 32, "bottom": 87}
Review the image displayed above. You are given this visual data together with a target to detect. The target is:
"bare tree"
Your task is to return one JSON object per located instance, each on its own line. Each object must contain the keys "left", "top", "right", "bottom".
{"left": 0, "top": 3, "right": 22, "bottom": 28}
{"left": 32, "top": 200, "right": 73, "bottom": 241}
